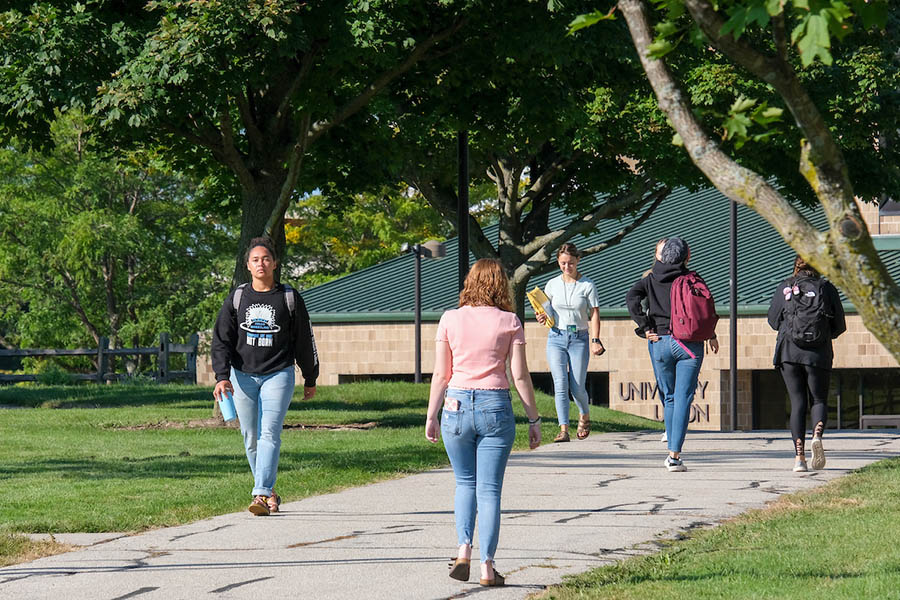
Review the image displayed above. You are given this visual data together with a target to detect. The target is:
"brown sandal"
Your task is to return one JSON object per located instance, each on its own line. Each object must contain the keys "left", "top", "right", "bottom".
{"left": 248, "top": 495, "right": 270, "bottom": 516}
{"left": 577, "top": 415, "right": 591, "bottom": 440}
{"left": 479, "top": 570, "right": 505, "bottom": 587}
{"left": 448, "top": 557, "right": 470, "bottom": 581}
{"left": 267, "top": 491, "right": 281, "bottom": 513}
{"left": 553, "top": 429, "right": 570, "bottom": 443}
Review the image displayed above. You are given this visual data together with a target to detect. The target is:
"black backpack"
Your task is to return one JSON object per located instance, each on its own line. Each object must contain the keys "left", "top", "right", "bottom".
{"left": 783, "top": 277, "right": 831, "bottom": 348}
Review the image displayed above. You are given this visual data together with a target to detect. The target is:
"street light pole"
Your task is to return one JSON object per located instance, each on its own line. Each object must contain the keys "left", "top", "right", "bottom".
{"left": 414, "top": 244, "right": 422, "bottom": 383}
{"left": 730, "top": 200, "right": 738, "bottom": 430}
{"left": 458, "top": 130, "right": 469, "bottom": 292}
{"left": 406, "top": 240, "right": 445, "bottom": 385}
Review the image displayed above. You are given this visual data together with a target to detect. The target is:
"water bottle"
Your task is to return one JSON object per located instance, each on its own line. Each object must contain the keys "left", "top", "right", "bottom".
{"left": 219, "top": 389, "right": 237, "bottom": 422}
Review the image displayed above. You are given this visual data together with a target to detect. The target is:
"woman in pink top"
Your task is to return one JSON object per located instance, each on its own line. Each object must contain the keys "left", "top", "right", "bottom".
{"left": 426, "top": 259, "right": 541, "bottom": 587}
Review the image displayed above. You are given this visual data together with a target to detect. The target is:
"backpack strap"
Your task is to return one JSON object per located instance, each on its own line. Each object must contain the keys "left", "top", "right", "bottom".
{"left": 232, "top": 283, "right": 248, "bottom": 314}
{"left": 233, "top": 282, "right": 295, "bottom": 317}
{"left": 283, "top": 284, "right": 295, "bottom": 317}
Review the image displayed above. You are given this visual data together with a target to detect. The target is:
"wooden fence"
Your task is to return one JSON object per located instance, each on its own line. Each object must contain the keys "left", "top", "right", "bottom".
{"left": 0, "top": 333, "right": 199, "bottom": 384}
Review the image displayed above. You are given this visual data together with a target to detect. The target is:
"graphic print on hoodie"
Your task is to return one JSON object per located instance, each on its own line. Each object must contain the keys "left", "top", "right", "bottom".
{"left": 240, "top": 303, "right": 279, "bottom": 348}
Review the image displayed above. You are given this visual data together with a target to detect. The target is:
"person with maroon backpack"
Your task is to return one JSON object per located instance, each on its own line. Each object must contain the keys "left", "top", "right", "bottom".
{"left": 626, "top": 237, "right": 719, "bottom": 472}
{"left": 767, "top": 255, "right": 845, "bottom": 472}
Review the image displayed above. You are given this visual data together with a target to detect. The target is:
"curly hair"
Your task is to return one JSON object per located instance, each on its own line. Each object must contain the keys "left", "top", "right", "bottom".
{"left": 244, "top": 236, "right": 278, "bottom": 264}
{"left": 458, "top": 259, "right": 513, "bottom": 312}
{"left": 792, "top": 255, "right": 820, "bottom": 278}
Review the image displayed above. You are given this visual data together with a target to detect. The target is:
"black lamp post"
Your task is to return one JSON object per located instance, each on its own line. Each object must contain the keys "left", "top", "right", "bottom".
{"left": 405, "top": 240, "right": 446, "bottom": 383}
{"left": 730, "top": 200, "right": 738, "bottom": 430}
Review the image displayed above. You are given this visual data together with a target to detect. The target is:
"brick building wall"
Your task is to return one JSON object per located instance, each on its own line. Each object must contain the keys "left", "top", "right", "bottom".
{"left": 858, "top": 199, "right": 900, "bottom": 235}
{"left": 197, "top": 313, "right": 898, "bottom": 431}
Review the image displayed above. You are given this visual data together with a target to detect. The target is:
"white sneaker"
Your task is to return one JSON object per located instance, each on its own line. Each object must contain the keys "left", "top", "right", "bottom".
{"left": 793, "top": 457, "right": 808, "bottom": 472}
{"left": 664, "top": 456, "right": 686, "bottom": 472}
{"left": 810, "top": 437, "right": 826, "bottom": 470}
{"left": 660, "top": 431, "right": 667, "bottom": 443}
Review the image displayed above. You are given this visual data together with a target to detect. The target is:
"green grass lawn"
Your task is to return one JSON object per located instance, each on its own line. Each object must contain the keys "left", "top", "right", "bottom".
{"left": 0, "top": 381, "right": 657, "bottom": 539}
{"left": 537, "top": 457, "right": 900, "bottom": 600}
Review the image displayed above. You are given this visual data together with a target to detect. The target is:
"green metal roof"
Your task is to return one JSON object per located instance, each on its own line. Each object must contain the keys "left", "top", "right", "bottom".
{"left": 301, "top": 186, "right": 900, "bottom": 322}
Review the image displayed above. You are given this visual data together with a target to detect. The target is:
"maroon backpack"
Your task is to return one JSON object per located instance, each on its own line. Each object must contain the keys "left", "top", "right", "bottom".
{"left": 670, "top": 271, "right": 719, "bottom": 342}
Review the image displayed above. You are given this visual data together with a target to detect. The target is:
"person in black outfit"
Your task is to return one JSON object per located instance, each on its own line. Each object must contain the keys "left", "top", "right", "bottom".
{"left": 626, "top": 237, "right": 719, "bottom": 472}
{"left": 212, "top": 237, "right": 319, "bottom": 515}
{"left": 767, "top": 255, "right": 845, "bottom": 472}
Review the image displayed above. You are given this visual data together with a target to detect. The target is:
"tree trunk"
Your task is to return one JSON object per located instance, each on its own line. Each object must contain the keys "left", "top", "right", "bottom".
{"left": 232, "top": 171, "right": 289, "bottom": 286}
{"left": 509, "top": 272, "right": 530, "bottom": 323}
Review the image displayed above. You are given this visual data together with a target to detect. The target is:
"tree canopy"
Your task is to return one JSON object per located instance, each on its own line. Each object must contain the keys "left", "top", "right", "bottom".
{"left": 0, "top": 1, "right": 488, "bottom": 282}
{"left": 0, "top": 112, "right": 229, "bottom": 358}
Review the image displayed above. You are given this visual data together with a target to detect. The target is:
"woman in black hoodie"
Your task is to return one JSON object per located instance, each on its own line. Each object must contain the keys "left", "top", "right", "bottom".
{"left": 212, "top": 237, "right": 319, "bottom": 515}
{"left": 626, "top": 238, "right": 719, "bottom": 472}
{"left": 767, "top": 255, "right": 845, "bottom": 472}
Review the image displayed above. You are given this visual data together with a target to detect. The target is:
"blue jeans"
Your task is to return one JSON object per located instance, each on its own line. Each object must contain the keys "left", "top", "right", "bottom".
{"left": 230, "top": 366, "right": 295, "bottom": 497}
{"left": 649, "top": 336, "right": 704, "bottom": 453}
{"left": 441, "top": 388, "right": 516, "bottom": 563}
{"left": 546, "top": 329, "right": 590, "bottom": 425}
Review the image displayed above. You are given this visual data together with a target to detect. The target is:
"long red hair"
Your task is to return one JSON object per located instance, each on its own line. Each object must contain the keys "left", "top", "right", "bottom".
{"left": 458, "top": 259, "right": 513, "bottom": 312}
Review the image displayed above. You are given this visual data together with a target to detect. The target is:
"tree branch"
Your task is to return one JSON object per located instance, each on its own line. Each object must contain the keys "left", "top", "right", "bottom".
{"left": 617, "top": 0, "right": 823, "bottom": 258}
{"left": 520, "top": 152, "right": 580, "bottom": 214}
{"left": 579, "top": 185, "right": 668, "bottom": 255}
{"left": 411, "top": 176, "right": 498, "bottom": 260}
{"left": 264, "top": 112, "right": 312, "bottom": 239}
{"left": 682, "top": 0, "right": 851, "bottom": 210}
{"left": 57, "top": 270, "right": 102, "bottom": 345}
{"left": 511, "top": 188, "right": 666, "bottom": 285}
{"left": 306, "top": 18, "right": 466, "bottom": 144}
{"left": 272, "top": 49, "right": 320, "bottom": 137}
{"left": 772, "top": 12, "right": 789, "bottom": 63}
{"left": 217, "top": 100, "right": 256, "bottom": 192}
{"left": 236, "top": 86, "right": 266, "bottom": 152}
{"left": 519, "top": 178, "right": 659, "bottom": 257}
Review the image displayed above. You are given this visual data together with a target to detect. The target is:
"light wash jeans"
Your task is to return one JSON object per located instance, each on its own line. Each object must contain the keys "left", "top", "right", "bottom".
{"left": 649, "top": 336, "right": 704, "bottom": 453}
{"left": 546, "top": 328, "right": 590, "bottom": 425}
{"left": 230, "top": 366, "right": 295, "bottom": 497}
{"left": 441, "top": 388, "right": 516, "bottom": 563}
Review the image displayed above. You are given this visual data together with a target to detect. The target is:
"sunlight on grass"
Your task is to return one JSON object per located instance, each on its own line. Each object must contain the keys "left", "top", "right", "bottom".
{"left": 0, "top": 380, "right": 661, "bottom": 566}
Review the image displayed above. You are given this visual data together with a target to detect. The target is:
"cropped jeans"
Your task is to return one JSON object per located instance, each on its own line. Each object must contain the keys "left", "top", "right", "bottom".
{"left": 649, "top": 336, "right": 704, "bottom": 454}
{"left": 546, "top": 328, "right": 591, "bottom": 425}
{"left": 441, "top": 388, "right": 516, "bottom": 563}
{"left": 230, "top": 366, "right": 295, "bottom": 497}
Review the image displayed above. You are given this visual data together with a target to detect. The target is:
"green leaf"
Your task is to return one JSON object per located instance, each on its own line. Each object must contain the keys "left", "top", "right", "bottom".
{"left": 567, "top": 8, "right": 616, "bottom": 35}
{"left": 795, "top": 13, "right": 833, "bottom": 66}
{"left": 720, "top": 3, "right": 772, "bottom": 40}
{"left": 730, "top": 95, "right": 757, "bottom": 114}
{"left": 648, "top": 38, "right": 675, "bottom": 59}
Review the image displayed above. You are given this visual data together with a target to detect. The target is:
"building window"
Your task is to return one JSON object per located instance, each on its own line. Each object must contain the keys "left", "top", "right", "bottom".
{"left": 752, "top": 368, "right": 900, "bottom": 429}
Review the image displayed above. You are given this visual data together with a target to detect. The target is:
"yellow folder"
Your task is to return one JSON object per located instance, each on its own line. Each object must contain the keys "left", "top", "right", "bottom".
{"left": 526, "top": 286, "right": 555, "bottom": 328}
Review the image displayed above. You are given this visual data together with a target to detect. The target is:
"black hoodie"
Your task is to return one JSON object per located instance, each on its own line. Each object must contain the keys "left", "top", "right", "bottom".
{"left": 625, "top": 261, "right": 689, "bottom": 338}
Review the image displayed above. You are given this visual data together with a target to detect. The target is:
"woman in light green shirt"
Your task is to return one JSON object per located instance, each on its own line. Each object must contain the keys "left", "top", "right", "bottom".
{"left": 536, "top": 243, "right": 604, "bottom": 442}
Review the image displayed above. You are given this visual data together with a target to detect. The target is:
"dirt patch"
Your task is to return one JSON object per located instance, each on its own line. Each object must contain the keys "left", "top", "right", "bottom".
{"left": 110, "top": 419, "right": 378, "bottom": 431}
{"left": 283, "top": 421, "right": 378, "bottom": 431}
{"left": 113, "top": 418, "right": 229, "bottom": 430}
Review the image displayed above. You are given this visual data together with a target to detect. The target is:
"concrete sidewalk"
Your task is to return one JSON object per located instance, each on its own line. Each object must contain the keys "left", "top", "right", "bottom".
{"left": 2, "top": 430, "right": 899, "bottom": 600}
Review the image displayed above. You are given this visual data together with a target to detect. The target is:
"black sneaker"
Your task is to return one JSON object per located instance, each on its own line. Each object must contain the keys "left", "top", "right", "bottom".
{"left": 664, "top": 456, "right": 686, "bottom": 472}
